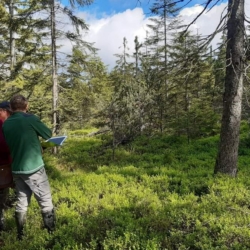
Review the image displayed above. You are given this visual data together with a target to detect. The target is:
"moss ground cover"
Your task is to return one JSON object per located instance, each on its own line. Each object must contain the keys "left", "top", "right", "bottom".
{"left": 1, "top": 128, "right": 250, "bottom": 249}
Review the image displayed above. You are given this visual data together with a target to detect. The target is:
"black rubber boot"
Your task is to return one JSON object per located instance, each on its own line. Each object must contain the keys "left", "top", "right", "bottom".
{"left": 42, "top": 209, "right": 56, "bottom": 233}
{"left": 0, "top": 209, "right": 4, "bottom": 231}
{"left": 15, "top": 211, "right": 26, "bottom": 240}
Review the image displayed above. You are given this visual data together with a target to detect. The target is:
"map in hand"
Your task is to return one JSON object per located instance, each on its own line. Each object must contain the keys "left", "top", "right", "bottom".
{"left": 41, "top": 136, "right": 67, "bottom": 148}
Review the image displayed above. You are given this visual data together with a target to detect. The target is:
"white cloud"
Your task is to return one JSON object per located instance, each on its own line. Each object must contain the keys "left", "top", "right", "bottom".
{"left": 83, "top": 8, "right": 149, "bottom": 69}
{"left": 180, "top": 4, "right": 204, "bottom": 17}
{"left": 60, "top": 2, "right": 250, "bottom": 71}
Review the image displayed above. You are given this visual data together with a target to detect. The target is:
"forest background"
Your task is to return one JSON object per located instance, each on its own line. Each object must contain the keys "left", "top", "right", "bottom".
{"left": 0, "top": 0, "right": 250, "bottom": 249}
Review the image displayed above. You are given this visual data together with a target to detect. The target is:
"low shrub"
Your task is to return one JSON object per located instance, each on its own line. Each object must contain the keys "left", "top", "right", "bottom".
{"left": 2, "top": 130, "right": 250, "bottom": 249}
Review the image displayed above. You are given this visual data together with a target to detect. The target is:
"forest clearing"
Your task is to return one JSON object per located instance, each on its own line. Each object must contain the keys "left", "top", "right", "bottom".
{"left": 1, "top": 126, "right": 250, "bottom": 249}
{"left": 0, "top": 0, "right": 250, "bottom": 248}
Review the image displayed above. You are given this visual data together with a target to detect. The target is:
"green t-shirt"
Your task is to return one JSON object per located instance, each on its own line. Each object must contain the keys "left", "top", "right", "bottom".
{"left": 3, "top": 112, "right": 52, "bottom": 174}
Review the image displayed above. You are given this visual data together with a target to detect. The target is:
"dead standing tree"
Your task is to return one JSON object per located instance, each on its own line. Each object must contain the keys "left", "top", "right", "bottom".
{"left": 214, "top": 0, "right": 245, "bottom": 176}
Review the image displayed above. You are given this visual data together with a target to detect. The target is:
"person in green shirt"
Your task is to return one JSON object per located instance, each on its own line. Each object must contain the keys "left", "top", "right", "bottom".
{"left": 2, "top": 94, "right": 56, "bottom": 240}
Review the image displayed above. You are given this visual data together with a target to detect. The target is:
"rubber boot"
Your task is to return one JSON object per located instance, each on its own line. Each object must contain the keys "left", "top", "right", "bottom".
{"left": 15, "top": 211, "right": 26, "bottom": 240}
{"left": 0, "top": 209, "right": 4, "bottom": 231}
{"left": 42, "top": 209, "right": 56, "bottom": 233}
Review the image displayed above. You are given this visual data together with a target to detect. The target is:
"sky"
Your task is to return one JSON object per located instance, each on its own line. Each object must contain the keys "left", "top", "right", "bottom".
{"left": 58, "top": 0, "right": 250, "bottom": 71}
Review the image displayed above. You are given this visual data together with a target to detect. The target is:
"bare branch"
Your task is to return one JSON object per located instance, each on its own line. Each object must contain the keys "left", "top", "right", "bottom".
{"left": 205, "top": 0, "right": 222, "bottom": 13}
{"left": 182, "top": 0, "right": 213, "bottom": 35}
{"left": 245, "top": 17, "right": 250, "bottom": 24}
{"left": 196, "top": 4, "right": 228, "bottom": 51}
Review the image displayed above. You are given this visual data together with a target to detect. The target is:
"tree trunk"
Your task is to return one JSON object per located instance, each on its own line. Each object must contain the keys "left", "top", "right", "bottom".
{"left": 214, "top": 0, "right": 245, "bottom": 176}
{"left": 163, "top": 0, "right": 168, "bottom": 131}
{"left": 51, "top": 0, "right": 59, "bottom": 135}
{"left": 9, "top": 0, "right": 16, "bottom": 77}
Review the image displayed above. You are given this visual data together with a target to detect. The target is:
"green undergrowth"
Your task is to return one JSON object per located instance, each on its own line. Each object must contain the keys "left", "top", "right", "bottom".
{"left": 1, "top": 127, "right": 250, "bottom": 249}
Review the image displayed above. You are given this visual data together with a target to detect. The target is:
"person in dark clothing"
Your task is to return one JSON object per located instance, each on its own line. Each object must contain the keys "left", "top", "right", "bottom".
{"left": 2, "top": 95, "right": 55, "bottom": 240}
{"left": 0, "top": 101, "right": 13, "bottom": 231}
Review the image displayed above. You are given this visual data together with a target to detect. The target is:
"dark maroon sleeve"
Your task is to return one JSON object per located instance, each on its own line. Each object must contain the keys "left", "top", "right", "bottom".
{"left": 0, "top": 120, "right": 12, "bottom": 165}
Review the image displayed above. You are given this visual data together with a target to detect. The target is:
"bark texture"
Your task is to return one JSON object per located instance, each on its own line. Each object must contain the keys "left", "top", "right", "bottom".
{"left": 214, "top": 0, "right": 245, "bottom": 176}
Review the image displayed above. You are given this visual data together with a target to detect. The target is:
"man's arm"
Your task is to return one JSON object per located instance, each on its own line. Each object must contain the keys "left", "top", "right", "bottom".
{"left": 30, "top": 115, "right": 52, "bottom": 140}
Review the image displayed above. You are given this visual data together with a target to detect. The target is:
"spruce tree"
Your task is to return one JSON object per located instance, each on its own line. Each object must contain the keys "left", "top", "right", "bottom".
{"left": 60, "top": 44, "right": 110, "bottom": 130}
